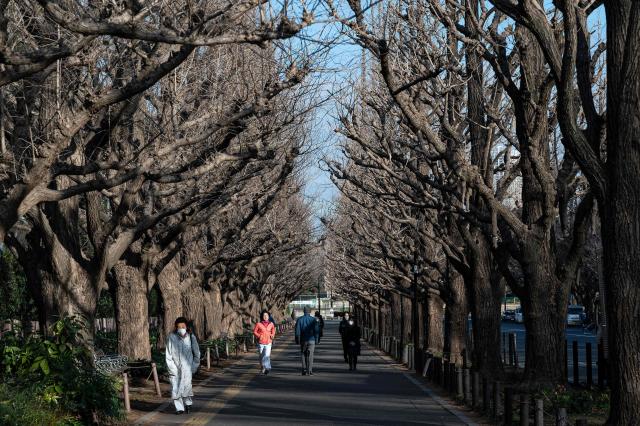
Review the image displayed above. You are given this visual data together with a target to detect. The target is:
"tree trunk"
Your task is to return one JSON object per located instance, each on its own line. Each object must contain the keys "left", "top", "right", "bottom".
{"left": 520, "top": 243, "right": 570, "bottom": 386}
{"left": 444, "top": 271, "right": 468, "bottom": 365}
{"left": 402, "top": 295, "right": 411, "bottom": 348}
{"left": 425, "top": 291, "right": 444, "bottom": 354}
{"left": 157, "top": 257, "right": 182, "bottom": 348}
{"left": 113, "top": 258, "right": 151, "bottom": 360}
{"left": 391, "top": 292, "right": 402, "bottom": 341}
{"left": 15, "top": 227, "right": 97, "bottom": 332}
{"left": 467, "top": 237, "right": 505, "bottom": 378}
{"left": 203, "top": 279, "right": 223, "bottom": 339}
{"left": 603, "top": 3, "right": 640, "bottom": 422}
{"left": 182, "top": 278, "right": 206, "bottom": 339}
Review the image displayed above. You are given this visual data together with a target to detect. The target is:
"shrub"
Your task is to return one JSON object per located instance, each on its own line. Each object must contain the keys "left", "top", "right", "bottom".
{"left": 0, "top": 383, "right": 80, "bottom": 426}
{"left": 0, "top": 316, "right": 124, "bottom": 424}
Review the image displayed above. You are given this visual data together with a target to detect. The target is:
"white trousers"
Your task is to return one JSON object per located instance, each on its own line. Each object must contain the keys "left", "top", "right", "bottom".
{"left": 258, "top": 343, "right": 272, "bottom": 370}
{"left": 173, "top": 396, "right": 192, "bottom": 411}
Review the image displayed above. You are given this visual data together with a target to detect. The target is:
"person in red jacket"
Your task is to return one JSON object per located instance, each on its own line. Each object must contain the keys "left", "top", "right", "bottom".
{"left": 253, "top": 310, "right": 276, "bottom": 375}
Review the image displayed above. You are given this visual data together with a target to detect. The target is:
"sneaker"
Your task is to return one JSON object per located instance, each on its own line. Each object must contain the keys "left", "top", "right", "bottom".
{"left": 264, "top": 369, "right": 270, "bottom": 375}
{"left": 176, "top": 410, "right": 184, "bottom": 415}
{"left": 185, "top": 405, "right": 191, "bottom": 414}
{"left": 261, "top": 368, "right": 266, "bottom": 374}
{"left": 308, "top": 372, "right": 314, "bottom": 376}
{"left": 302, "top": 371, "right": 307, "bottom": 376}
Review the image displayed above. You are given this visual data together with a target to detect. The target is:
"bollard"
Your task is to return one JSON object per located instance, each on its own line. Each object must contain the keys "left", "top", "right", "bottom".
{"left": 597, "top": 342, "right": 605, "bottom": 388}
{"left": 564, "top": 340, "right": 569, "bottom": 383}
{"left": 586, "top": 342, "right": 593, "bottom": 388}
{"left": 556, "top": 407, "right": 568, "bottom": 426}
{"left": 456, "top": 367, "right": 464, "bottom": 399}
{"left": 534, "top": 399, "right": 544, "bottom": 426}
{"left": 573, "top": 340, "right": 579, "bottom": 385}
{"left": 502, "top": 332, "right": 507, "bottom": 363}
{"left": 492, "top": 381, "right": 501, "bottom": 420}
{"left": 482, "top": 377, "right": 490, "bottom": 413}
{"left": 215, "top": 345, "right": 220, "bottom": 366}
{"left": 504, "top": 387, "right": 513, "bottom": 425}
{"left": 513, "top": 333, "right": 519, "bottom": 368}
{"left": 443, "top": 361, "right": 450, "bottom": 390}
{"left": 520, "top": 394, "right": 529, "bottom": 426}
{"left": 463, "top": 368, "right": 471, "bottom": 405}
{"left": 243, "top": 339, "right": 248, "bottom": 353}
{"left": 508, "top": 333, "right": 515, "bottom": 366}
{"left": 206, "top": 347, "right": 211, "bottom": 370}
{"left": 472, "top": 371, "right": 480, "bottom": 409}
{"left": 450, "top": 364, "right": 457, "bottom": 395}
{"left": 122, "top": 372, "right": 131, "bottom": 412}
{"left": 151, "top": 363, "right": 162, "bottom": 397}
{"left": 225, "top": 341, "right": 230, "bottom": 358}
{"left": 422, "top": 354, "right": 432, "bottom": 378}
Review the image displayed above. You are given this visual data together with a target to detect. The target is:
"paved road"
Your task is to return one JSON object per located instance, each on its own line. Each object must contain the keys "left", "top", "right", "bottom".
{"left": 140, "top": 321, "right": 471, "bottom": 425}
{"left": 500, "top": 321, "right": 599, "bottom": 383}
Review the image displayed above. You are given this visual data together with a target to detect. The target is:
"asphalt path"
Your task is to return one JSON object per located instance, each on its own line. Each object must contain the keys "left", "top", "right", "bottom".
{"left": 141, "top": 321, "right": 472, "bottom": 426}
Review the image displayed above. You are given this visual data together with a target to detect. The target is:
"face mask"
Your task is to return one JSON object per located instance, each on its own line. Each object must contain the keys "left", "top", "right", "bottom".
{"left": 177, "top": 328, "right": 187, "bottom": 336}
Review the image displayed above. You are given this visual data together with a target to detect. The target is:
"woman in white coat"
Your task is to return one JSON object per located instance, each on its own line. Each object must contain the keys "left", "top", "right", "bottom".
{"left": 165, "top": 317, "right": 200, "bottom": 415}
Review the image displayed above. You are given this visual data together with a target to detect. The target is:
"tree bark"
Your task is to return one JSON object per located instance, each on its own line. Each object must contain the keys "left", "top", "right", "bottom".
{"left": 519, "top": 241, "right": 570, "bottom": 386}
{"left": 603, "top": 2, "right": 640, "bottom": 422}
{"left": 156, "top": 257, "right": 182, "bottom": 348}
{"left": 444, "top": 270, "right": 468, "bottom": 365}
{"left": 425, "top": 291, "right": 444, "bottom": 354}
{"left": 113, "top": 257, "right": 151, "bottom": 360}
{"left": 467, "top": 236, "right": 505, "bottom": 378}
{"left": 182, "top": 278, "right": 206, "bottom": 339}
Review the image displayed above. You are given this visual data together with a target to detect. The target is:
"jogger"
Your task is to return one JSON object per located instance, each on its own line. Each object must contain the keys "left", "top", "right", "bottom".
{"left": 258, "top": 343, "right": 272, "bottom": 371}
{"left": 253, "top": 310, "right": 276, "bottom": 375}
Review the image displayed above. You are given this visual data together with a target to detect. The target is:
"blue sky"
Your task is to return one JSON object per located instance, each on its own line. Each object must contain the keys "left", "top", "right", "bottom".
{"left": 296, "top": 1, "right": 606, "bottom": 225}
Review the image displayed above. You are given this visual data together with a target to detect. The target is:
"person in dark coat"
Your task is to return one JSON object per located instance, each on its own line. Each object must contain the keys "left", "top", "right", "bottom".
{"left": 314, "top": 311, "right": 324, "bottom": 343}
{"left": 338, "top": 312, "right": 351, "bottom": 362}
{"left": 294, "top": 306, "right": 320, "bottom": 375}
{"left": 343, "top": 318, "right": 361, "bottom": 371}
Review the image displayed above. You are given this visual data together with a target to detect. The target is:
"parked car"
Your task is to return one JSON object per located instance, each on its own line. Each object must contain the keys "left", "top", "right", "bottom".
{"left": 502, "top": 309, "right": 516, "bottom": 321}
{"left": 567, "top": 305, "right": 586, "bottom": 326}
{"left": 514, "top": 307, "right": 524, "bottom": 323}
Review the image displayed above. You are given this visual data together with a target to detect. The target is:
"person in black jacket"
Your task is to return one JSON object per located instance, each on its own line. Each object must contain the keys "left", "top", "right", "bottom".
{"left": 343, "top": 318, "right": 361, "bottom": 371}
{"left": 314, "top": 311, "right": 324, "bottom": 343}
{"left": 338, "top": 312, "right": 351, "bottom": 362}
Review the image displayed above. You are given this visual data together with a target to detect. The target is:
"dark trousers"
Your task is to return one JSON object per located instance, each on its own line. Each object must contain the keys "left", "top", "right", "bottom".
{"left": 301, "top": 341, "right": 315, "bottom": 373}
{"left": 341, "top": 338, "right": 348, "bottom": 361}
{"left": 348, "top": 347, "right": 358, "bottom": 369}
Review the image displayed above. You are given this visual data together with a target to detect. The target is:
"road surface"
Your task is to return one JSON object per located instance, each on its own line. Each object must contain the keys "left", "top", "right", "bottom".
{"left": 500, "top": 321, "right": 599, "bottom": 383}
{"left": 138, "top": 321, "right": 473, "bottom": 425}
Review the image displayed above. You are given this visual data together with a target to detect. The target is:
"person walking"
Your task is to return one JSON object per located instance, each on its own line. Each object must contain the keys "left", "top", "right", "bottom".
{"left": 339, "top": 312, "right": 352, "bottom": 362}
{"left": 344, "top": 317, "right": 361, "bottom": 371}
{"left": 165, "top": 317, "right": 201, "bottom": 415}
{"left": 314, "top": 311, "right": 325, "bottom": 343}
{"left": 253, "top": 310, "right": 276, "bottom": 375}
{"left": 295, "top": 306, "right": 320, "bottom": 375}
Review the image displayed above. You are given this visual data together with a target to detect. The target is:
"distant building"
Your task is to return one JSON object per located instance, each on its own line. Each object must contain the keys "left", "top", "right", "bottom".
{"left": 288, "top": 291, "right": 350, "bottom": 318}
